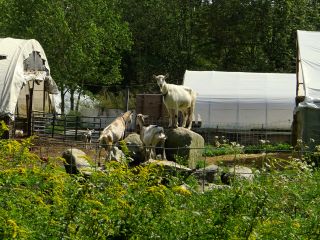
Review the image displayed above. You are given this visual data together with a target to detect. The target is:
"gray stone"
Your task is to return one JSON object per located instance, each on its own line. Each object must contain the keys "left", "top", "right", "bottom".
{"left": 110, "top": 146, "right": 126, "bottom": 163}
{"left": 194, "top": 164, "right": 219, "bottom": 183}
{"left": 143, "top": 159, "right": 192, "bottom": 173}
{"left": 62, "top": 148, "right": 97, "bottom": 175}
{"left": 220, "top": 166, "right": 254, "bottom": 184}
{"left": 165, "top": 127, "right": 205, "bottom": 169}
{"left": 228, "top": 166, "right": 254, "bottom": 181}
{"left": 123, "top": 133, "right": 144, "bottom": 164}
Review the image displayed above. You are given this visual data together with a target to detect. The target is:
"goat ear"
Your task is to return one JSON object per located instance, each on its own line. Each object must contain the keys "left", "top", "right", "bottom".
{"left": 153, "top": 74, "right": 157, "bottom": 79}
{"left": 164, "top": 73, "right": 169, "bottom": 79}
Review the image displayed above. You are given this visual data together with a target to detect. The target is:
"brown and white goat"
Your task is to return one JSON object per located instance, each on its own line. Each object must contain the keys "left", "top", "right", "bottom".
{"left": 154, "top": 74, "right": 196, "bottom": 129}
{"left": 136, "top": 114, "right": 166, "bottom": 161}
{"left": 98, "top": 110, "right": 133, "bottom": 166}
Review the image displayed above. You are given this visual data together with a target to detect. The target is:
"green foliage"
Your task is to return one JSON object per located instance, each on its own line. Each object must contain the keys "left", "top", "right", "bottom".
{"left": 0, "top": 121, "right": 9, "bottom": 137}
{"left": 1, "top": 133, "right": 320, "bottom": 239}
{"left": 244, "top": 142, "right": 292, "bottom": 154}
{"left": 204, "top": 142, "right": 244, "bottom": 157}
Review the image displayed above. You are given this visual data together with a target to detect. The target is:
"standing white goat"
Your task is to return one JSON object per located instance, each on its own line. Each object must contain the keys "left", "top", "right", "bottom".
{"left": 98, "top": 110, "right": 133, "bottom": 166}
{"left": 154, "top": 74, "right": 196, "bottom": 129}
{"left": 136, "top": 114, "right": 166, "bottom": 161}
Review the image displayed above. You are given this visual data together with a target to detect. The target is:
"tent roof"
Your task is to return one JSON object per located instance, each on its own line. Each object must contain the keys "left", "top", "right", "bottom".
{"left": 183, "top": 70, "right": 296, "bottom": 102}
{"left": 0, "top": 37, "right": 58, "bottom": 118}
{"left": 297, "top": 30, "right": 320, "bottom": 103}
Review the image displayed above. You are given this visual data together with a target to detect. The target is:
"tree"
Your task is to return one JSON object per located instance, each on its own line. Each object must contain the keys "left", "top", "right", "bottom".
{"left": 1, "top": 0, "right": 132, "bottom": 113}
{"left": 119, "top": 0, "right": 200, "bottom": 89}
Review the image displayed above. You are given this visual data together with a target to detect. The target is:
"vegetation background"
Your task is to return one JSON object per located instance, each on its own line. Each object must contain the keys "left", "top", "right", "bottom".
{"left": 1, "top": 0, "right": 319, "bottom": 113}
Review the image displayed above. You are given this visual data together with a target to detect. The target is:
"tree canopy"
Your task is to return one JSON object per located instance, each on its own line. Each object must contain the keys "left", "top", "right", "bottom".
{"left": 1, "top": 0, "right": 320, "bottom": 111}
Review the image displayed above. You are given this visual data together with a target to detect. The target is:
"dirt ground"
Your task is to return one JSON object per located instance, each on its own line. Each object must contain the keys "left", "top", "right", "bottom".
{"left": 203, "top": 152, "right": 291, "bottom": 168}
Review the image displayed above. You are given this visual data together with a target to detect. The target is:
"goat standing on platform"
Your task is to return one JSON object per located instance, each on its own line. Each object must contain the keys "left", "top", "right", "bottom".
{"left": 98, "top": 111, "right": 133, "bottom": 166}
{"left": 136, "top": 114, "right": 166, "bottom": 161}
{"left": 154, "top": 74, "right": 196, "bottom": 129}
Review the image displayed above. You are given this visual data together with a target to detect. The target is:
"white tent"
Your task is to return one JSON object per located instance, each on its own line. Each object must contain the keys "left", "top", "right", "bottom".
{"left": 183, "top": 70, "right": 296, "bottom": 130}
{"left": 296, "top": 30, "right": 320, "bottom": 106}
{"left": 293, "top": 30, "right": 320, "bottom": 143}
{"left": 0, "top": 37, "right": 59, "bottom": 119}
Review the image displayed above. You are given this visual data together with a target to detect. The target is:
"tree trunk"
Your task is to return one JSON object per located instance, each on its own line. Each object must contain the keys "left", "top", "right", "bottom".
{"left": 60, "top": 89, "right": 65, "bottom": 115}
{"left": 70, "top": 89, "right": 75, "bottom": 111}
{"left": 75, "top": 91, "right": 81, "bottom": 112}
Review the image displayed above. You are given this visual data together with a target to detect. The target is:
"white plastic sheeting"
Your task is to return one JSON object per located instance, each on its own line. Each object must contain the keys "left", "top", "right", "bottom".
{"left": 183, "top": 70, "right": 296, "bottom": 129}
{"left": 297, "top": 30, "right": 320, "bottom": 107}
{"left": 0, "top": 38, "right": 58, "bottom": 118}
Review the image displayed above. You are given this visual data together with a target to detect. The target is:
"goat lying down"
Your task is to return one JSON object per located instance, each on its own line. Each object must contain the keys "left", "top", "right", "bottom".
{"left": 154, "top": 74, "right": 196, "bottom": 129}
{"left": 136, "top": 114, "right": 166, "bottom": 161}
{"left": 98, "top": 110, "right": 133, "bottom": 166}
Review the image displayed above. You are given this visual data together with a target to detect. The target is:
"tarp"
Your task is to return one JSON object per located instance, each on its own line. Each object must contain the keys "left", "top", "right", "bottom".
{"left": 183, "top": 70, "right": 296, "bottom": 129}
{"left": 297, "top": 30, "right": 320, "bottom": 107}
{"left": 0, "top": 37, "right": 59, "bottom": 119}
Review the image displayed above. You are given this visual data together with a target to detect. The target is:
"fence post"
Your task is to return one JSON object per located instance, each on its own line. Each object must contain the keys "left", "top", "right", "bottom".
{"left": 51, "top": 113, "right": 56, "bottom": 138}
{"left": 64, "top": 115, "right": 67, "bottom": 141}
{"left": 75, "top": 115, "right": 79, "bottom": 141}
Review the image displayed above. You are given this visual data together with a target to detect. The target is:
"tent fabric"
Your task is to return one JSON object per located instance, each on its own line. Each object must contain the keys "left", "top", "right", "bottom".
{"left": 183, "top": 70, "right": 296, "bottom": 129}
{"left": 0, "top": 37, "right": 58, "bottom": 118}
{"left": 297, "top": 30, "right": 320, "bottom": 107}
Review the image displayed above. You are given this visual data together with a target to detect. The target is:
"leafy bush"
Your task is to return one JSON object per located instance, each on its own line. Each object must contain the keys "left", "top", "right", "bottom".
{"left": 244, "top": 143, "right": 292, "bottom": 154}
{"left": 1, "top": 123, "right": 320, "bottom": 239}
{"left": 204, "top": 142, "right": 244, "bottom": 157}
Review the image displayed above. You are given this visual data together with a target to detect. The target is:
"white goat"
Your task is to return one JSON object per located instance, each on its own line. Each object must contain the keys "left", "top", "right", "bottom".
{"left": 98, "top": 110, "right": 133, "bottom": 166}
{"left": 84, "top": 129, "right": 95, "bottom": 149}
{"left": 136, "top": 114, "right": 166, "bottom": 161}
{"left": 154, "top": 74, "right": 196, "bottom": 129}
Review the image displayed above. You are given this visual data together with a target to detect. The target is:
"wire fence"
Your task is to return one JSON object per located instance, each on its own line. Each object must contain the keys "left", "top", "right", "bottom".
{"left": 29, "top": 137, "right": 313, "bottom": 191}
{"left": 13, "top": 112, "right": 291, "bottom": 146}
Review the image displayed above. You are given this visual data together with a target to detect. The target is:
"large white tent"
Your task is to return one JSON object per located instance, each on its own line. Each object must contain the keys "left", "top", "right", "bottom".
{"left": 296, "top": 30, "right": 320, "bottom": 105}
{"left": 293, "top": 30, "right": 320, "bottom": 143}
{"left": 0, "top": 37, "right": 59, "bottom": 120}
{"left": 183, "top": 70, "right": 296, "bottom": 130}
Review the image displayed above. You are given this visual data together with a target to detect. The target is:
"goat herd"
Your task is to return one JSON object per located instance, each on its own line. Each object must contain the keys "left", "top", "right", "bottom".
{"left": 88, "top": 74, "right": 197, "bottom": 167}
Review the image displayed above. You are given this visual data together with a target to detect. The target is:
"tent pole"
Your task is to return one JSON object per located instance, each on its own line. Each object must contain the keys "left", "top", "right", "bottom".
{"left": 27, "top": 80, "right": 35, "bottom": 136}
{"left": 43, "top": 81, "right": 46, "bottom": 115}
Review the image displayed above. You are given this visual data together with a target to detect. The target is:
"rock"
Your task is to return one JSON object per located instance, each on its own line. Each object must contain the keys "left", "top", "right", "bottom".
{"left": 110, "top": 146, "right": 126, "bottom": 163}
{"left": 228, "top": 166, "right": 254, "bottom": 181}
{"left": 165, "top": 127, "right": 205, "bottom": 169}
{"left": 193, "top": 164, "right": 219, "bottom": 183}
{"left": 220, "top": 166, "right": 254, "bottom": 184}
{"left": 123, "top": 133, "right": 144, "bottom": 165}
{"left": 143, "top": 159, "right": 192, "bottom": 174}
{"left": 62, "top": 148, "right": 98, "bottom": 175}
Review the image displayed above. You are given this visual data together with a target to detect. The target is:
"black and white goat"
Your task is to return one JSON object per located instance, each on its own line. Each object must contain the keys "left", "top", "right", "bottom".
{"left": 136, "top": 114, "right": 166, "bottom": 161}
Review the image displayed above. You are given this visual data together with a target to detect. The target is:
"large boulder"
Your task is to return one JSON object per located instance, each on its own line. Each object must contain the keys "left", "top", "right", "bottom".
{"left": 123, "top": 133, "right": 144, "bottom": 164}
{"left": 165, "top": 127, "right": 205, "bottom": 169}
{"left": 62, "top": 148, "right": 97, "bottom": 175}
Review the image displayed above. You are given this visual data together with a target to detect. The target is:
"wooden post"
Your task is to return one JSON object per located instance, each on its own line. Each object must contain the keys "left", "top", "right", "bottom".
{"left": 27, "top": 80, "right": 35, "bottom": 136}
